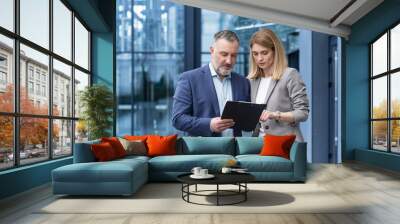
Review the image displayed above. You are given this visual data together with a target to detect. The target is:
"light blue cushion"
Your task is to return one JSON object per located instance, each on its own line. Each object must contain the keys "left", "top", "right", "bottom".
{"left": 116, "top": 155, "right": 150, "bottom": 163}
{"left": 53, "top": 160, "right": 144, "bottom": 182}
{"left": 236, "top": 155, "right": 293, "bottom": 172}
{"left": 289, "top": 142, "right": 307, "bottom": 181}
{"left": 179, "top": 137, "right": 235, "bottom": 155}
{"left": 52, "top": 158, "right": 148, "bottom": 195}
{"left": 235, "top": 137, "right": 263, "bottom": 155}
{"left": 148, "top": 154, "right": 235, "bottom": 173}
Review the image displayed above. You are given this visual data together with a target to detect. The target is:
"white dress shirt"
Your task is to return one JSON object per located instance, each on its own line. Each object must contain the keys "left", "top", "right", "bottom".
{"left": 209, "top": 63, "right": 233, "bottom": 136}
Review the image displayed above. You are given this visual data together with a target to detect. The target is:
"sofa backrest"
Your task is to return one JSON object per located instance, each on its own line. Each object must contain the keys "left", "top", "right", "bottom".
{"left": 75, "top": 137, "right": 304, "bottom": 161}
{"left": 177, "top": 137, "right": 235, "bottom": 155}
{"left": 235, "top": 137, "right": 263, "bottom": 155}
{"left": 73, "top": 139, "right": 100, "bottom": 163}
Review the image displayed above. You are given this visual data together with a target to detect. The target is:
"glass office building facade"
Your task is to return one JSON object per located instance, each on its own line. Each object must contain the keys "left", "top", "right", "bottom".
{"left": 116, "top": 0, "right": 300, "bottom": 136}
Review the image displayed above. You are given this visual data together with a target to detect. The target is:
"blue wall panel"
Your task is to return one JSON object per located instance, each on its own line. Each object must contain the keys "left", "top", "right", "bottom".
{"left": 345, "top": 0, "right": 400, "bottom": 170}
{"left": 355, "top": 148, "right": 400, "bottom": 172}
{"left": 312, "top": 32, "right": 330, "bottom": 162}
{"left": 92, "top": 32, "right": 113, "bottom": 88}
{"left": 344, "top": 44, "right": 369, "bottom": 159}
{"left": 299, "top": 30, "right": 313, "bottom": 162}
{"left": 92, "top": 32, "right": 114, "bottom": 136}
{"left": 0, "top": 158, "right": 72, "bottom": 199}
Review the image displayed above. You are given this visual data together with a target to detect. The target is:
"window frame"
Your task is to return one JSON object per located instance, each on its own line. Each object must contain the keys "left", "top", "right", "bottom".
{"left": 369, "top": 19, "right": 400, "bottom": 154}
{"left": 0, "top": 0, "right": 92, "bottom": 171}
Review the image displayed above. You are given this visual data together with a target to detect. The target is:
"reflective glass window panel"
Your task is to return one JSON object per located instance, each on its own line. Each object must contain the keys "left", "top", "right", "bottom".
{"left": 201, "top": 9, "right": 298, "bottom": 75}
{"left": 74, "top": 18, "right": 89, "bottom": 70}
{"left": 53, "top": 59, "right": 72, "bottom": 117}
{"left": 372, "top": 33, "right": 387, "bottom": 76}
{"left": 74, "top": 69, "right": 89, "bottom": 118}
{"left": 116, "top": 53, "right": 132, "bottom": 135}
{"left": 132, "top": 53, "right": 184, "bottom": 135}
{"left": 372, "top": 77, "right": 387, "bottom": 119}
{"left": 0, "top": 116, "right": 14, "bottom": 170}
{"left": 0, "top": 0, "right": 14, "bottom": 31}
{"left": 116, "top": 0, "right": 133, "bottom": 52}
{"left": 132, "top": 0, "right": 184, "bottom": 52}
{"left": 53, "top": 119, "right": 72, "bottom": 158}
{"left": 391, "top": 120, "right": 400, "bottom": 153}
{"left": 20, "top": 0, "right": 49, "bottom": 49}
{"left": 20, "top": 117, "right": 49, "bottom": 165}
{"left": 75, "top": 120, "right": 88, "bottom": 143}
{"left": 201, "top": 9, "right": 298, "bottom": 53}
{"left": 372, "top": 121, "right": 388, "bottom": 151}
{"left": 0, "top": 35, "right": 14, "bottom": 112}
{"left": 391, "top": 72, "right": 400, "bottom": 118}
{"left": 20, "top": 44, "right": 49, "bottom": 115}
{"left": 391, "top": 24, "right": 400, "bottom": 70}
{"left": 53, "top": 0, "right": 72, "bottom": 60}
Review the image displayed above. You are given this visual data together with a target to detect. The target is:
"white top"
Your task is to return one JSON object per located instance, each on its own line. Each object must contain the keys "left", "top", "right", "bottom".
{"left": 255, "top": 76, "right": 272, "bottom": 104}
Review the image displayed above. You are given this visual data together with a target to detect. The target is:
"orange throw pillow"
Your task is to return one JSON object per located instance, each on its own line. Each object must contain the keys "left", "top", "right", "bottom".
{"left": 146, "top": 135, "right": 177, "bottom": 157}
{"left": 124, "top": 135, "right": 148, "bottom": 142}
{"left": 101, "top": 137, "right": 127, "bottom": 158}
{"left": 260, "top": 134, "right": 296, "bottom": 159}
{"left": 91, "top": 142, "right": 117, "bottom": 161}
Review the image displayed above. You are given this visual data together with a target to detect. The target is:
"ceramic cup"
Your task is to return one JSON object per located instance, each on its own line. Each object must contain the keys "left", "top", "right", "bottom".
{"left": 199, "top": 168, "right": 208, "bottom": 176}
{"left": 221, "top": 167, "right": 232, "bottom": 173}
{"left": 191, "top": 167, "right": 202, "bottom": 176}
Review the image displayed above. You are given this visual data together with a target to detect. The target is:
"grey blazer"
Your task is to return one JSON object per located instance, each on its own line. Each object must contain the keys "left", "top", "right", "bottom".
{"left": 250, "top": 67, "right": 309, "bottom": 142}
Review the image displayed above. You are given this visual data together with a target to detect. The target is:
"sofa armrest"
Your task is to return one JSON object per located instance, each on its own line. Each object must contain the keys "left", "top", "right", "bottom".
{"left": 73, "top": 140, "right": 100, "bottom": 163}
{"left": 289, "top": 142, "right": 307, "bottom": 181}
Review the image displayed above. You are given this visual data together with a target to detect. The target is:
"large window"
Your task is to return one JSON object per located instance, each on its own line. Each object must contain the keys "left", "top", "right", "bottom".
{"left": 370, "top": 23, "right": 400, "bottom": 153}
{"left": 0, "top": 0, "right": 91, "bottom": 170}
{"left": 116, "top": 0, "right": 300, "bottom": 136}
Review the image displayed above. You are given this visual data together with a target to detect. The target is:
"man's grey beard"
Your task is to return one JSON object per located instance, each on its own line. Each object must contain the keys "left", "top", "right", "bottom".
{"left": 216, "top": 67, "right": 232, "bottom": 77}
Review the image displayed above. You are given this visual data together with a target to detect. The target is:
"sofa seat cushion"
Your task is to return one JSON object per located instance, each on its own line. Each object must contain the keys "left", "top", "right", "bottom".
{"left": 236, "top": 155, "right": 293, "bottom": 172}
{"left": 53, "top": 159, "right": 147, "bottom": 183}
{"left": 117, "top": 155, "right": 150, "bottom": 163}
{"left": 149, "top": 154, "right": 235, "bottom": 172}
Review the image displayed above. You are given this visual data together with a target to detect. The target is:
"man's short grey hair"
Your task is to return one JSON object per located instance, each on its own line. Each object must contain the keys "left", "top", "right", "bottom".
{"left": 213, "top": 30, "right": 240, "bottom": 44}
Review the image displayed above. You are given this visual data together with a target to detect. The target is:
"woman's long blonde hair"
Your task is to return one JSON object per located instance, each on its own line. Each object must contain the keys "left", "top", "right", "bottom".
{"left": 247, "top": 29, "right": 287, "bottom": 80}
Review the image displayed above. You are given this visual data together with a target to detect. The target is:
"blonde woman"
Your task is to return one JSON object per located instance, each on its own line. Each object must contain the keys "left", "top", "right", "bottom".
{"left": 248, "top": 29, "right": 309, "bottom": 141}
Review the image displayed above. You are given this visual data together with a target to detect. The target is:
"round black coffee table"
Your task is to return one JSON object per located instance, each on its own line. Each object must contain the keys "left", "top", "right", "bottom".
{"left": 177, "top": 173, "right": 255, "bottom": 206}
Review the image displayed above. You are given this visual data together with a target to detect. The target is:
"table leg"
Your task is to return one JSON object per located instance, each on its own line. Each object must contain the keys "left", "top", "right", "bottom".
{"left": 181, "top": 184, "right": 183, "bottom": 199}
{"left": 217, "top": 184, "right": 219, "bottom": 206}
{"left": 245, "top": 183, "right": 247, "bottom": 201}
{"left": 187, "top": 184, "right": 190, "bottom": 202}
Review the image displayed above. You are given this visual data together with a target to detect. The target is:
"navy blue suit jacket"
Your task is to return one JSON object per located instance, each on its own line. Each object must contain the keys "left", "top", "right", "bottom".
{"left": 172, "top": 65, "right": 250, "bottom": 136}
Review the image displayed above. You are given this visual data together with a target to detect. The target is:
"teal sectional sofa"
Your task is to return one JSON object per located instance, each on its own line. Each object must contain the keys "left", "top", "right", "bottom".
{"left": 52, "top": 137, "right": 307, "bottom": 196}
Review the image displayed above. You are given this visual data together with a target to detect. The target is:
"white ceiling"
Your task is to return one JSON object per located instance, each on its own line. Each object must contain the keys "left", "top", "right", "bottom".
{"left": 171, "top": 0, "right": 384, "bottom": 38}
